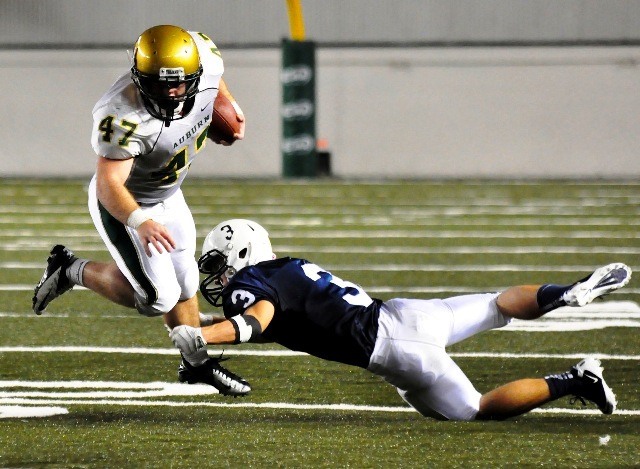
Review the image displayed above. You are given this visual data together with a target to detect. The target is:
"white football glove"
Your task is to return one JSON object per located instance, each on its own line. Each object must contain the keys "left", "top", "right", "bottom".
{"left": 199, "top": 312, "right": 215, "bottom": 327}
{"left": 170, "top": 325, "right": 207, "bottom": 355}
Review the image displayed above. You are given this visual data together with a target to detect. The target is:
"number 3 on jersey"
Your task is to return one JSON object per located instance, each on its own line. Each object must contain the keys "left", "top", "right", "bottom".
{"left": 302, "top": 263, "right": 373, "bottom": 307}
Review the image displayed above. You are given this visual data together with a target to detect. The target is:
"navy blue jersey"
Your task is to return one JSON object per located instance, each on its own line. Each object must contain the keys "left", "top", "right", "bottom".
{"left": 221, "top": 257, "right": 382, "bottom": 368}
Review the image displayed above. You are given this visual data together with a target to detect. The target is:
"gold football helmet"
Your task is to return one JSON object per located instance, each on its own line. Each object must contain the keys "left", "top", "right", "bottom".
{"left": 131, "top": 25, "right": 203, "bottom": 122}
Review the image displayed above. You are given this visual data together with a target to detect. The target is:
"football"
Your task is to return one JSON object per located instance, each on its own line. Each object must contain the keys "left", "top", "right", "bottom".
{"left": 208, "top": 92, "right": 241, "bottom": 144}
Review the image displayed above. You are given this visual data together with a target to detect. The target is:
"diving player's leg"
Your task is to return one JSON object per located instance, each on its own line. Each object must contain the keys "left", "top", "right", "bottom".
{"left": 476, "top": 378, "right": 551, "bottom": 420}
{"left": 397, "top": 353, "right": 616, "bottom": 420}
{"left": 444, "top": 264, "right": 632, "bottom": 344}
{"left": 442, "top": 293, "right": 511, "bottom": 347}
{"left": 497, "top": 263, "right": 632, "bottom": 319}
{"left": 369, "top": 299, "right": 482, "bottom": 420}
{"left": 495, "top": 285, "right": 543, "bottom": 319}
{"left": 397, "top": 353, "right": 482, "bottom": 421}
{"left": 476, "top": 356, "right": 617, "bottom": 419}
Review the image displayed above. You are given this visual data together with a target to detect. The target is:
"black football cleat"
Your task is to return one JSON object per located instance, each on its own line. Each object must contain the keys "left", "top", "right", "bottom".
{"left": 178, "top": 356, "right": 251, "bottom": 397}
{"left": 32, "top": 245, "right": 77, "bottom": 315}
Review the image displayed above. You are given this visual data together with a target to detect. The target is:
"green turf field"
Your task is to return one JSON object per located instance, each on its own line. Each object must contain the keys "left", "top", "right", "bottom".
{"left": 1, "top": 178, "right": 639, "bottom": 468}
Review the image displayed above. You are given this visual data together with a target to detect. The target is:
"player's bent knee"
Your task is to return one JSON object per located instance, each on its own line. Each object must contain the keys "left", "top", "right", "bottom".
{"left": 134, "top": 288, "right": 181, "bottom": 317}
{"left": 398, "top": 386, "right": 480, "bottom": 421}
{"left": 134, "top": 295, "right": 166, "bottom": 317}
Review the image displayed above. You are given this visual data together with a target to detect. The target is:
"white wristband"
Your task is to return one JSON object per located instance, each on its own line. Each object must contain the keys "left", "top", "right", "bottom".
{"left": 126, "top": 208, "right": 150, "bottom": 229}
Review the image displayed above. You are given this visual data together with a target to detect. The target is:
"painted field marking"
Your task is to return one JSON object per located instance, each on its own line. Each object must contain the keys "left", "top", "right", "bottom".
{"left": 2, "top": 241, "right": 639, "bottom": 256}
{"left": 0, "top": 397, "right": 638, "bottom": 417}
{"left": 0, "top": 406, "right": 68, "bottom": 418}
{"left": 0, "top": 381, "right": 217, "bottom": 399}
{"left": 2, "top": 261, "right": 637, "bottom": 274}
{"left": 0, "top": 215, "right": 638, "bottom": 228}
{"left": 503, "top": 302, "right": 640, "bottom": 331}
{"left": 1, "top": 228, "right": 639, "bottom": 239}
{"left": 0, "top": 346, "right": 639, "bottom": 361}
{"left": 3, "top": 284, "right": 640, "bottom": 296}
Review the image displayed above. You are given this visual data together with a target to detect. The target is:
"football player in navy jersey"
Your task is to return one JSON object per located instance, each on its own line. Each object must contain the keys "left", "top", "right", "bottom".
{"left": 170, "top": 219, "right": 631, "bottom": 420}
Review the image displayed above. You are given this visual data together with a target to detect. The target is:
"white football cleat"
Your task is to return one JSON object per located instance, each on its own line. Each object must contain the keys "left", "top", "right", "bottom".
{"left": 571, "top": 357, "right": 617, "bottom": 415}
{"left": 563, "top": 263, "right": 631, "bottom": 307}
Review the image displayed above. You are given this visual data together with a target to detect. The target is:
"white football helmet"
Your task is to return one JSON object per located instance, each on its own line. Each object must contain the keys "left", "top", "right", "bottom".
{"left": 198, "top": 219, "right": 274, "bottom": 306}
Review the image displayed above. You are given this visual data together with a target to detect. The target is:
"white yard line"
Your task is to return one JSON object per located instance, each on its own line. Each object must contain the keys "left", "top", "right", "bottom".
{"left": 0, "top": 217, "right": 639, "bottom": 227}
{"left": 0, "top": 346, "right": 639, "bottom": 361}
{"left": 1, "top": 228, "right": 639, "bottom": 239}
{"left": 6, "top": 205, "right": 634, "bottom": 216}
{"left": 0, "top": 398, "right": 638, "bottom": 416}
{"left": 2, "top": 261, "right": 635, "bottom": 273}
{"left": 3, "top": 284, "right": 640, "bottom": 295}
{"left": 2, "top": 242, "right": 639, "bottom": 255}
{"left": 0, "top": 406, "right": 69, "bottom": 418}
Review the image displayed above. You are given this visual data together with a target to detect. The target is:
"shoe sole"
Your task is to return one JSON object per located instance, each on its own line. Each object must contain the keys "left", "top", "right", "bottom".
{"left": 32, "top": 246, "right": 76, "bottom": 315}
{"left": 569, "top": 263, "right": 631, "bottom": 307}
{"left": 601, "top": 381, "right": 616, "bottom": 415}
{"left": 33, "top": 267, "right": 63, "bottom": 315}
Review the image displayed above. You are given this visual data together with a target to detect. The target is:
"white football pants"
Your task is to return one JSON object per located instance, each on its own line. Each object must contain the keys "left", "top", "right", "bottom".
{"left": 367, "top": 293, "right": 511, "bottom": 420}
{"left": 88, "top": 175, "right": 200, "bottom": 316}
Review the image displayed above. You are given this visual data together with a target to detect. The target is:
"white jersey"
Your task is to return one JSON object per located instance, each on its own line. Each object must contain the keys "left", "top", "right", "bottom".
{"left": 91, "top": 32, "right": 224, "bottom": 204}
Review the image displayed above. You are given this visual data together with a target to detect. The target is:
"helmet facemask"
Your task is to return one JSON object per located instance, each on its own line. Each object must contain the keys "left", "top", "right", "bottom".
{"left": 131, "top": 65, "right": 202, "bottom": 122}
{"left": 198, "top": 248, "right": 233, "bottom": 307}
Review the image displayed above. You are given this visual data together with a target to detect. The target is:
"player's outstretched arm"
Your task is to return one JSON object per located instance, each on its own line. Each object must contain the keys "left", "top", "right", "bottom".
{"left": 170, "top": 300, "right": 275, "bottom": 353}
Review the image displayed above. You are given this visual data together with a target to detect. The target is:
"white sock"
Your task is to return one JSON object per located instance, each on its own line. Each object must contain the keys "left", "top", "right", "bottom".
{"left": 65, "top": 259, "right": 89, "bottom": 287}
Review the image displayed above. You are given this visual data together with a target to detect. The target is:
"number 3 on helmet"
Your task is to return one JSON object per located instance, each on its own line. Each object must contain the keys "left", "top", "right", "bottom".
{"left": 131, "top": 25, "right": 203, "bottom": 122}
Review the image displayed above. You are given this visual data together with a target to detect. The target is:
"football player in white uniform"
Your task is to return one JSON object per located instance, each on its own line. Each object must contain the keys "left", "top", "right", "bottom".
{"left": 171, "top": 219, "right": 631, "bottom": 419}
{"left": 33, "top": 25, "right": 250, "bottom": 396}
